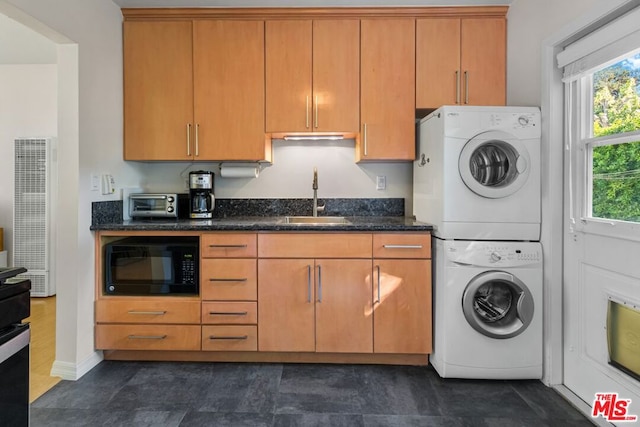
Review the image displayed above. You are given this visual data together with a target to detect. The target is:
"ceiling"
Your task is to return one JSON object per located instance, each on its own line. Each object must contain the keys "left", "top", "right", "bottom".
{"left": 112, "top": 0, "right": 512, "bottom": 8}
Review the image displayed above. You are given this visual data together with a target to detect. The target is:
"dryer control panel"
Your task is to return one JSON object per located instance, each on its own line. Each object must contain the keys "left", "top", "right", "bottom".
{"left": 445, "top": 240, "right": 542, "bottom": 268}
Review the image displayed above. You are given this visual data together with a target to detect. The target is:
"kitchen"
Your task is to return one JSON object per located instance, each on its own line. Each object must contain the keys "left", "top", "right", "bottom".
{"left": 1, "top": 0, "right": 639, "bottom": 425}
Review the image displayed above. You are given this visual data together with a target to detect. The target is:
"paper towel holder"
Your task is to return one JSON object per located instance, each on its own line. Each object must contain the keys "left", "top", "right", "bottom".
{"left": 219, "top": 162, "right": 262, "bottom": 179}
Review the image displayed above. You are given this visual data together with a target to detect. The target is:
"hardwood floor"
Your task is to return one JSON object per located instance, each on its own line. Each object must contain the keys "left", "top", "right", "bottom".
{"left": 26, "top": 295, "right": 60, "bottom": 402}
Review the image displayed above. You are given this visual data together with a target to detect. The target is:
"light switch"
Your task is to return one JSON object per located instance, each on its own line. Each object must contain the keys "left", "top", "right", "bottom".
{"left": 90, "top": 174, "right": 99, "bottom": 191}
{"left": 376, "top": 175, "right": 386, "bottom": 190}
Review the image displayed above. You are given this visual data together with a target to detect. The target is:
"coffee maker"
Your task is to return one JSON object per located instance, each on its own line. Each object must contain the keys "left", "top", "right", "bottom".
{"left": 189, "top": 170, "right": 215, "bottom": 219}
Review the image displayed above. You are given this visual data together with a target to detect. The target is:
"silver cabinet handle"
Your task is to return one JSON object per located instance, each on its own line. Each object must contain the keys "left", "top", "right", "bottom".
{"left": 383, "top": 244, "right": 423, "bottom": 249}
{"left": 127, "top": 310, "right": 167, "bottom": 315}
{"left": 375, "top": 265, "right": 381, "bottom": 304}
{"left": 208, "top": 278, "right": 248, "bottom": 282}
{"left": 128, "top": 335, "right": 167, "bottom": 340}
{"left": 186, "top": 123, "right": 191, "bottom": 156}
{"left": 208, "top": 244, "right": 248, "bottom": 248}
{"left": 464, "top": 71, "right": 469, "bottom": 104}
{"left": 195, "top": 123, "right": 200, "bottom": 157}
{"left": 314, "top": 95, "right": 319, "bottom": 129}
{"left": 317, "top": 264, "right": 322, "bottom": 303}
{"left": 363, "top": 123, "right": 368, "bottom": 156}
{"left": 307, "top": 264, "right": 312, "bottom": 303}
{"left": 455, "top": 70, "right": 460, "bottom": 104}
{"left": 208, "top": 311, "right": 248, "bottom": 316}
{"left": 208, "top": 335, "right": 248, "bottom": 340}
{"left": 306, "top": 95, "right": 310, "bottom": 129}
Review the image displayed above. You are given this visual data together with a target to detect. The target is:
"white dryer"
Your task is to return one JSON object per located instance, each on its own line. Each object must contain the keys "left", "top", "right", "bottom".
{"left": 413, "top": 105, "right": 541, "bottom": 241}
{"left": 430, "top": 238, "right": 543, "bottom": 379}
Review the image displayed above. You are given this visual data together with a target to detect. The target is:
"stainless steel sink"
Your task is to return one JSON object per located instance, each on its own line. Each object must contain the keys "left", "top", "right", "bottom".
{"left": 284, "top": 216, "right": 351, "bottom": 224}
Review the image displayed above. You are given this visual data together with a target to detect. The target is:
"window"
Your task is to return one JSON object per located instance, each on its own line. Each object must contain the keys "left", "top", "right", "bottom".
{"left": 590, "top": 52, "right": 640, "bottom": 223}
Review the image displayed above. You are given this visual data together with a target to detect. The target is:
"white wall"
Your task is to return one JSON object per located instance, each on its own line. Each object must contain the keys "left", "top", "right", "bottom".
{"left": 0, "top": 65, "right": 57, "bottom": 262}
{"left": 1, "top": 0, "right": 146, "bottom": 378}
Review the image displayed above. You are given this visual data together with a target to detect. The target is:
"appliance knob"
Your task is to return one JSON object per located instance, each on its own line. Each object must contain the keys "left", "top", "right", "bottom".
{"left": 167, "top": 196, "right": 175, "bottom": 202}
{"left": 167, "top": 206, "right": 174, "bottom": 213}
{"left": 490, "top": 252, "right": 502, "bottom": 262}
{"left": 518, "top": 116, "right": 530, "bottom": 126}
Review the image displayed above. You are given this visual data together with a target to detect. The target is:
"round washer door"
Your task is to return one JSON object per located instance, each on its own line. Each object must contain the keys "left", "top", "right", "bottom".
{"left": 458, "top": 130, "right": 531, "bottom": 199}
{"left": 462, "top": 270, "right": 534, "bottom": 339}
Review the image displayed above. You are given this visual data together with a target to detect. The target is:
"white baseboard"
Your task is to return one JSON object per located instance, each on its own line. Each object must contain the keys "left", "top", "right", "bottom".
{"left": 50, "top": 351, "right": 103, "bottom": 381}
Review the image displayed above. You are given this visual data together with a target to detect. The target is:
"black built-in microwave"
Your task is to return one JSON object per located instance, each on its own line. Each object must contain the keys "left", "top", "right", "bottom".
{"left": 104, "top": 236, "right": 199, "bottom": 296}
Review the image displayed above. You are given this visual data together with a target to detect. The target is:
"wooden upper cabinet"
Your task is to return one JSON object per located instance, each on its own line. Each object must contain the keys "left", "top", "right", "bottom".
{"left": 124, "top": 19, "right": 268, "bottom": 161}
{"left": 265, "top": 19, "right": 359, "bottom": 134}
{"left": 460, "top": 18, "right": 506, "bottom": 106}
{"left": 193, "top": 20, "right": 266, "bottom": 161}
{"left": 416, "top": 17, "right": 506, "bottom": 108}
{"left": 123, "top": 20, "right": 194, "bottom": 161}
{"left": 359, "top": 19, "right": 416, "bottom": 161}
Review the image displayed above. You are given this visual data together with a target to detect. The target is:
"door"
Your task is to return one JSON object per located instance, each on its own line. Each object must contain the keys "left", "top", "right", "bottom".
{"left": 257, "top": 259, "right": 315, "bottom": 352}
{"left": 564, "top": 45, "right": 640, "bottom": 410}
{"left": 461, "top": 271, "right": 534, "bottom": 339}
{"left": 458, "top": 130, "right": 531, "bottom": 199}
{"left": 315, "top": 259, "right": 373, "bottom": 353}
{"left": 265, "top": 20, "right": 312, "bottom": 133}
{"left": 193, "top": 20, "right": 265, "bottom": 160}
{"left": 360, "top": 19, "right": 415, "bottom": 161}
{"left": 373, "top": 259, "right": 431, "bottom": 354}
{"left": 123, "top": 20, "right": 194, "bottom": 160}
{"left": 460, "top": 18, "right": 506, "bottom": 106}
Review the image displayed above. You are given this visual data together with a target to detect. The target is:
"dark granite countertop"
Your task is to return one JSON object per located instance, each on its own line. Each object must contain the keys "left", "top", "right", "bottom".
{"left": 90, "top": 216, "right": 432, "bottom": 232}
{"left": 91, "top": 198, "right": 433, "bottom": 232}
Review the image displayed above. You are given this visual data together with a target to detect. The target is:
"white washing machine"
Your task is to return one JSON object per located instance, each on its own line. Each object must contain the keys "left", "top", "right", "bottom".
{"left": 430, "top": 238, "right": 543, "bottom": 379}
{"left": 413, "top": 105, "right": 541, "bottom": 241}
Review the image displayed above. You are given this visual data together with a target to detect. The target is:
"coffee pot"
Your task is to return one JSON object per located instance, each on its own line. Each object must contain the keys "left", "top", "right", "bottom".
{"left": 189, "top": 171, "right": 215, "bottom": 219}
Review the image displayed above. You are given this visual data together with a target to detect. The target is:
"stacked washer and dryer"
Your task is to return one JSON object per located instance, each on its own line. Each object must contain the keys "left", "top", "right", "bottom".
{"left": 413, "top": 106, "right": 543, "bottom": 379}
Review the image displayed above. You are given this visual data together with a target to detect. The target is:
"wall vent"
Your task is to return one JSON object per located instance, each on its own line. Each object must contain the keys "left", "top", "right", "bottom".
{"left": 13, "top": 138, "right": 56, "bottom": 297}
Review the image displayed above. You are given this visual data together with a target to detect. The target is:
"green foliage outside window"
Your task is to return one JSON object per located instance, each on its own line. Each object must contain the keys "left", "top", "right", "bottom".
{"left": 591, "top": 53, "right": 640, "bottom": 222}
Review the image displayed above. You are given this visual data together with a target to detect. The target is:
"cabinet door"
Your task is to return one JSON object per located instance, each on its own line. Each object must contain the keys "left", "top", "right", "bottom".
{"left": 258, "top": 259, "right": 315, "bottom": 352}
{"left": 373, "top": 259, "right": 432, "bottom": 354}
{"left": 312, "top": 20, "right": 360, "bottom": 133}
{"left": 315, "top": 259, "right": 373, "bottom": 353}
{"left": 265, "top": 20, "right": 312, "bottom": 133}
{"left": 123, "top": 20, "right": 194, "bottom": 161}
{"left": 416, "top": 18, "right": 461, "bottom": 109}
{"left": 193, "top": 20, "right": 266, "bottom": 160}
{"left": 460, "top": 18, "right": 506, "bottom": 106}
{"left": 360, "top": 19, "right": 415, "bottom": 161}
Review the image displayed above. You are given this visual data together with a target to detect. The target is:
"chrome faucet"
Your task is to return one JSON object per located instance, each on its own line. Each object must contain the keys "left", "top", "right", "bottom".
{"left": 312, "top": 167, "right": 325, "bottom": 217}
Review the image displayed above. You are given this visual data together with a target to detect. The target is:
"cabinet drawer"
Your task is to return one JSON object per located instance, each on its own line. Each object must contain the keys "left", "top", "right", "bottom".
{"left": 95, "top": 324, "right": 201, "bottom": 350}
{"left": 201, "top": 233, "right": 257, "bottom": 258}
{"left": 202, "top": 325, "right": 257, "bottom": 351}
{"left": 373, "top": 233, "right": 431, "bottom": 259}
{"left": 95, "top": 299, "right": 201, "bottom": 324}
{"left": 258, "top": 233, "right": 372, "bottom": 258}
{"left": 201, "top": 259, "right": 257, "bottom": 300}
{"left": 202, "top": 302, "right": 257, "bottom": 324}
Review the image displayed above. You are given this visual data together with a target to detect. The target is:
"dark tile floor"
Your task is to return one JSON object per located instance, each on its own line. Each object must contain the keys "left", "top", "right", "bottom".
{"left": 31, "top": 362, "right": 594, "bottom": 426}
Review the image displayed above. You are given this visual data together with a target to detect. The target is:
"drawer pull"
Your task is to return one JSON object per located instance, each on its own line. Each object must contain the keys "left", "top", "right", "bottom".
{"left": 127, "top": 310, "right": 167, "bottom": 315}
{"left": 128, "top": 335, "right": 167, "bottom": 340}
{"left": 208, "top": 335, "right": 248, "bottom": 340}
{"left": 208, "top": 278, "right": 248, "bottom": 282}
{"left": 383, "top": 244, "right": 423, "bottom": 249}
{"left": 208, "top": 244, "right": 248, "bottom": 248}
{"left": 208, "top": 311, "right": 248, "bottom": 316}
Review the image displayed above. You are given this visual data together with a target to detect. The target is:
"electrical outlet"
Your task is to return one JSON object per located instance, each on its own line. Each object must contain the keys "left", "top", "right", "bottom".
{"left": 376, "top": 175, "right": 386, "bottom": 190}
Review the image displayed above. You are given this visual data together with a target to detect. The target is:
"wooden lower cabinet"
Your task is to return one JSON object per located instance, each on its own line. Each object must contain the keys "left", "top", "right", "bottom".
{"left": 373, "top": 259, "right": 432, "bottom": 354}
{"left": 96, "top": 324, "right": 201, "bottom": 351}
{"left": 258, "top": 258, "right": 373, "bottom": 353}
